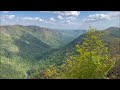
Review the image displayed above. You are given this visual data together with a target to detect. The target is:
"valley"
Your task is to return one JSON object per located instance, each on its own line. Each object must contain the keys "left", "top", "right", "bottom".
{"left": 0, "top": 25, "right": 120, "bottom": 79}
{"left": 0, "top": 25, "right": 86, "bottom": 78}
{"left": 0, "top": 11, "right": 120, "bottom": 79}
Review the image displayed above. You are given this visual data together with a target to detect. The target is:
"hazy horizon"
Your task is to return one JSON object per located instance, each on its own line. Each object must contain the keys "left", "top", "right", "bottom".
{"left": 1, "top": 24, "right": 120, "bottom": 31}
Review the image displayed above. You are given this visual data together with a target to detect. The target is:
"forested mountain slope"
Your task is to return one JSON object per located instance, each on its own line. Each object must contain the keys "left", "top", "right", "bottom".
{"left": 32, "top": 27, "right": 120, "bottom": 79}
{"left": 0, "top": 25, "right": 119, "bottom": 79}
{"left": 0, "top": 25, "right": 86, "bottom": 78}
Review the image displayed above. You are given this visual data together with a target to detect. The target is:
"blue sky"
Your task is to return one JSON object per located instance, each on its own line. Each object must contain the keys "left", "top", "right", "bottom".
{"left": 0, "top": 11, "right": 120, "bottom": 30}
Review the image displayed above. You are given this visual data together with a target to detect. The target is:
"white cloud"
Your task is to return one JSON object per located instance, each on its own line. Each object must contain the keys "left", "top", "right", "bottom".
{"left": 85, "top": 13, "right": 111, "bottom": 22}
{"left": 54, "top": 11, "right": 80, "bottom": 16}
{"left": 39, "top": 11, "right": 80, "bottom": 25}
{"left": 108, "top": 11, "right": 120, "bottom": 17}
{"left": 9, "top": 15, "right": 15, "bottom": 19}
{"left": 64, "top": 20, "right": 76, "bottom": 25}
{"left": 65, "top": 20, "right": 71, "bottom": 24}
{"left": 85, "top": 11, "right": 120, "bottom": 23}
{"left": 34, "top": 17, "right": 40, "bottom": 21}
{"left": 21, "top": 17, "right": 44, "bottom": 22}
{"left": 1, "top": 11, "right": 119, "bottom": 30}
{"left": 49, "top": 17, "right": 56, "bottom": 22}
{"left": 66, "top": 17, "right": 76, "bottom": 20}
{"left": 1, "top": 15, "right": 15, "bottom": 19}
{"left": 57, "top": 15, "right": 63, "bottom": 20}
{"left": 22, "top": 17, "right": 34, "bottom": 20}
{"left": 2, "top": 11, "right": 10, "bottom": 13}
{"left": 40, "top": 11, "right": 80, "bottom": 17}
{"left": 39, "top": 18, "right": 44, "bottom": 22}
{"left": 44, "top": 17, "right": 56, "bottom": 24}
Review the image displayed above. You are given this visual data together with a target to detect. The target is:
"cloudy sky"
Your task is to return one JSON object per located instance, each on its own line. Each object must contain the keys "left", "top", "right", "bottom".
{"left": 0, "top": 11, "right": 120, "bottom": 30}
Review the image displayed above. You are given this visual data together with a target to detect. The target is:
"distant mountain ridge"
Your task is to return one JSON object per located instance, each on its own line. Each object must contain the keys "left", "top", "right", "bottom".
{"left": 0, "top": 25, "right": 86, "bottom": 48}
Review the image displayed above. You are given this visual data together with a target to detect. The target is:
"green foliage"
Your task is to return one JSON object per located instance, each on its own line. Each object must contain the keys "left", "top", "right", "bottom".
{"left": 0, "top": 56, "right": 30, "bottom": 79}
{"left": 0, "top": 25, "right": 50, "bottom": 78}
{"left": 0, "top": 25, "right": 119, "bottom": 79}
{"left": 0, "top": 25, "right": 85, "bottom": 79}
{"left": 41, "top": 27, "right": 115, "bottom": 79}
{"left": 40, "top": 65, "right": 57, "bottom": 79}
